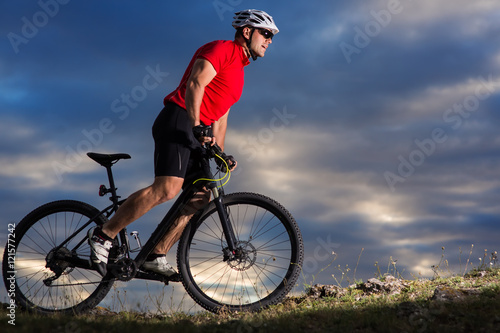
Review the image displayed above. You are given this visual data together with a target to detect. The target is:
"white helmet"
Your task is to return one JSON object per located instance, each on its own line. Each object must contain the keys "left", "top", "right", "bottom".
{"left": 232, "top": 9, "right": 279, "bottom": 35}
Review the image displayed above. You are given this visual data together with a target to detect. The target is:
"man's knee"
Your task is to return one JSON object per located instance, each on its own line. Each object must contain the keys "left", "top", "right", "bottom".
{"left": 156, "top": 192, "right": 176, "bottom": 204}
{"left": 152, "top": 176, "right": 183, "bottom": 203}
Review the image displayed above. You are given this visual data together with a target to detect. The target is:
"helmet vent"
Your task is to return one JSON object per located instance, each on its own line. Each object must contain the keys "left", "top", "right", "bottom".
{"left": 253, "top": 13, "right": 265, "bottom": 22}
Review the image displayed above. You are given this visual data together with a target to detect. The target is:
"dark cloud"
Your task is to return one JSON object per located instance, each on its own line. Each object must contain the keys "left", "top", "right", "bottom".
{"left": 1, "top": 0, "right": 499, "bottom": 310}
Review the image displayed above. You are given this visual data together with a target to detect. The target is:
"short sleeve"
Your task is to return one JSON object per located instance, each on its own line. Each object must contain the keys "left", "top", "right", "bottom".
{"left": 197, "top": 41, "right": 230, "bottom": 73}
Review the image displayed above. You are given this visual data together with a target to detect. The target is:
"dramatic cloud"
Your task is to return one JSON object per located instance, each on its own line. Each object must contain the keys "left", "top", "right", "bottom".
{"left": 1, "top": 0, "right": 499, "bottom": 311}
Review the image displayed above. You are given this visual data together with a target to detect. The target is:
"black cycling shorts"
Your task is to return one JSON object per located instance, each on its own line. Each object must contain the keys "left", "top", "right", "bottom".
{"left": 152, "top": 102, "right": 202, "bottom": 178}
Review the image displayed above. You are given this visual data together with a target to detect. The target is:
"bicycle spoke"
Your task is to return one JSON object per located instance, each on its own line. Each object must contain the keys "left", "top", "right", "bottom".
{"left": 6, "top": 201, "right": 114, "bottom": 313}
{"left": 189, "top": 253, "right": 224, "bottom": 270}
{"left": 182, "top": 195, "right": 301, "bottom": 310}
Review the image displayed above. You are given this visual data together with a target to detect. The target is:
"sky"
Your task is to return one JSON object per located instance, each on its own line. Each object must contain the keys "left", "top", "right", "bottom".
{"left": 1, "top": 0, "right": 500, "bottom": 313}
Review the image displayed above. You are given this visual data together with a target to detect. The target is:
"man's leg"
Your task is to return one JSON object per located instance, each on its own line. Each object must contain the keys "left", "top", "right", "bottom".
{"left": 152, "top": 188, "right": 211, "bottom": 254}
{"left": 140, "top": 188, "right": 210, "bottom": 277}
{"left": 102, "top": 175, "right": 184, "bottom": 239}
{"left": 89, "top": 175, "right": 185, "bottom": 276}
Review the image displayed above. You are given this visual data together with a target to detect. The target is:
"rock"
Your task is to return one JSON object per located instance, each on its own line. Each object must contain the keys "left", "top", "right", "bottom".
{"left": 360, "top": 275, "right": 408, "bottom": 295}
{"left": 307, "top": 284, "right": 323, "bottom": 298}
{"left": 88, "top": 306, "right": 118, "bottom": 316}
{"left": 307, "top": 284, "right": 347, "bottom": 299}
{"left": 307, "top": 275, "right": 409, "bottom": 299}
{"left": 362, "top": 278, "right": 384, "bottom": 293}
{"left": 431, "top": 286, "right": 481, "bottom": 302}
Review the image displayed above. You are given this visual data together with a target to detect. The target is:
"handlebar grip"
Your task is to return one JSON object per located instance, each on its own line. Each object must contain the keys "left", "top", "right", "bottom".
{"left": 209, "top": 143, "right": 235, "bottom": 172}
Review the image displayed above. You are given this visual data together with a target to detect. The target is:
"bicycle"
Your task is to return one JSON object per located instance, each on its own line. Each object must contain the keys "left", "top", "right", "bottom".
{"left": 2, "top": 143, "right": 304, "bottom": 314}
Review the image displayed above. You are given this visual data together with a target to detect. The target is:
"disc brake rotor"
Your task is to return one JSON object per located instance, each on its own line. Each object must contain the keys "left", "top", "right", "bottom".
{"left": 227, "top": 241, "right": 257, "bottom": 271}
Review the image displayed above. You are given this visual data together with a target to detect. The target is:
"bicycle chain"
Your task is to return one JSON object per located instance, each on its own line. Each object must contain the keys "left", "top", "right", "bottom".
{"left": 45, "top": 278, "right": 115, "bottom": 287}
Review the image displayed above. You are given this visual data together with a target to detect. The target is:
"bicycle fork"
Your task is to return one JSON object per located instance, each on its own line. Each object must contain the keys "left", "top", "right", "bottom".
{"left": 210, "top": 186, "right": 238, "bottom": 258}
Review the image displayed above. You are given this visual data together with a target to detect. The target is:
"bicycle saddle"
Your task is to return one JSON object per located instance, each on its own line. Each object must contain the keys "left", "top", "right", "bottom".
{"left": 87, "top": 152, "right": 131, "bottom": 167}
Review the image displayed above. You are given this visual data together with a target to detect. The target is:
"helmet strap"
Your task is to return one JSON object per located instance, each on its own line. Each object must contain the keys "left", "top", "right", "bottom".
{"left": 247, "top": 29, "right": 258, "bottom": 61}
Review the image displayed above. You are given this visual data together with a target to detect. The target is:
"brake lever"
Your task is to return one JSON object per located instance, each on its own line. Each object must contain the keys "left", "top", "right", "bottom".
{"left": 209, "top": 143, "right": 235, "bottom": 172}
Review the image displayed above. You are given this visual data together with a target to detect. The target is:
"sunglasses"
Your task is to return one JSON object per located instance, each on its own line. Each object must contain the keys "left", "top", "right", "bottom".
{"left": 257, "top": 28, "right": 274, "bottom": 40}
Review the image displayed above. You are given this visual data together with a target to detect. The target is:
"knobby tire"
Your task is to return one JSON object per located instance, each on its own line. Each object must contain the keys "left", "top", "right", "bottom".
{"left": 2, "top": 200, "right": 114, "bottom": 315}
{"left": 177, "top": 192, "right": 304, "bottom": 313}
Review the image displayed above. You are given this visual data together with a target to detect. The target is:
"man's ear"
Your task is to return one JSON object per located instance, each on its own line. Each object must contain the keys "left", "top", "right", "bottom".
{"left": 242, "top": 27, "right": 253, "bottom": 40}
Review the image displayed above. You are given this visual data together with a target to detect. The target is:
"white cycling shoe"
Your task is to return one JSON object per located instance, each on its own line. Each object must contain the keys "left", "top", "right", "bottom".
{"left": 88, "top": 226, "right": 112, "bottom": 276}
{"left": 142, "top": 256, "right": 177, "bottom": 277}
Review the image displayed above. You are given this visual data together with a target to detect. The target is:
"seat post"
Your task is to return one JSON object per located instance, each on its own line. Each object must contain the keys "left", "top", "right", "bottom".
{"left": 105, "top": 165, "right": 120, "bottom": 206}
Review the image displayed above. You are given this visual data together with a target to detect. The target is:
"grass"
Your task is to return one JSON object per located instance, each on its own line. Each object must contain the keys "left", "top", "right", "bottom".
{"left": 2, "top": 250, "right": 499, "bottom": 333}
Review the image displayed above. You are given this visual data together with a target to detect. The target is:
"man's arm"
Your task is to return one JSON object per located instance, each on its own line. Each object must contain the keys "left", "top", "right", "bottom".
{"left": 213, "top": 109, "right": 237, "bottom": 171}
{"left": 212, "top": 109, "right": 229, "bottom": 151}
{"left": 185, "top": 58, "right": 217, "bottom": 127}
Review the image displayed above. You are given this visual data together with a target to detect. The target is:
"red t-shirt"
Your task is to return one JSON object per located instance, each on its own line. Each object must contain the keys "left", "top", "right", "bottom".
{"left": 164, "top": 40, "right": 251, "bottom": 125}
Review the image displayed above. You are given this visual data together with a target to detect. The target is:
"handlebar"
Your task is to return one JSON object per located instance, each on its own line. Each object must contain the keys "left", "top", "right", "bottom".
{"left": 193, "top": 125, "right": 236, "bottom": 173}
{"left": 205, "top": 143, "right": 236, "bottom": 173}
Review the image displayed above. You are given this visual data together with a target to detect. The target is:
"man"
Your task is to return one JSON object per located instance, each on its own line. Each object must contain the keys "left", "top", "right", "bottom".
{"left": 88, "top": 9, "right": 279, "bottom": 277}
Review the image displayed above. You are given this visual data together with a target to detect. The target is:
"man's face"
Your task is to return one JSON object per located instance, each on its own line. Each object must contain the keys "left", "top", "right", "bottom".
{"left": 243, "top": 27, "right": 273, "bottom": 58}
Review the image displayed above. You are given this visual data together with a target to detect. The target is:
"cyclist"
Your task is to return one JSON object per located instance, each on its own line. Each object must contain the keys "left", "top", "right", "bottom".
{"left": 89, "top": 9, "right": 279, "bottom": 277}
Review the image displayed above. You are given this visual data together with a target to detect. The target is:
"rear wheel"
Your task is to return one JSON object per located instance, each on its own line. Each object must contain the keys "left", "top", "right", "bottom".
{"left": 177, "top": 192, "right": 304, "bottom": 313}
{"left": 2, "top": 200, "right": 115, "bottom": 314}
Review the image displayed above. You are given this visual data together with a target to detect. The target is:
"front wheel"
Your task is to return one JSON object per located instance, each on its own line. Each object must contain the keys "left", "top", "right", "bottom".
{"left": 2, "top": 200, "right": 114, "bottom": 314}
{"left": 177, "top": 192, "right": 304, "bottom": 313}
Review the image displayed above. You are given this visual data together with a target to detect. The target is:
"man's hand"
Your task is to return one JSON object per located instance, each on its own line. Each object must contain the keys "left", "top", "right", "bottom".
{"left": 216, "top": 154, "right": 237, "bottom": 172}
{"left": 192, "top": 124, "right": 215, "bottom": 145}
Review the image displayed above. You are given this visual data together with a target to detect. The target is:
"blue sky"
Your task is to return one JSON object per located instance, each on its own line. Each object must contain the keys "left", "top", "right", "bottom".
{"left": 1, "top": 0, "right": 500, "bottom": 312}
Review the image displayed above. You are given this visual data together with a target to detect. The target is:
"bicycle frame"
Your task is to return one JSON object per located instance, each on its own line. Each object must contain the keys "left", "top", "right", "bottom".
{"left": 57, "top": 146, "right": 238, "bottom": 284}
{"left": 132, "top": 153, "right": 238, "bottom": 272}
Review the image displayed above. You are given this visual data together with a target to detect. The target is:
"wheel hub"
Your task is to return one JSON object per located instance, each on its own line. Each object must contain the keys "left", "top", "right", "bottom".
{"left": 46, "top": 247, "right": 72, "bottom": 274}
{"left": 227, "top": 241, "right": 257, "bottom": 271}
